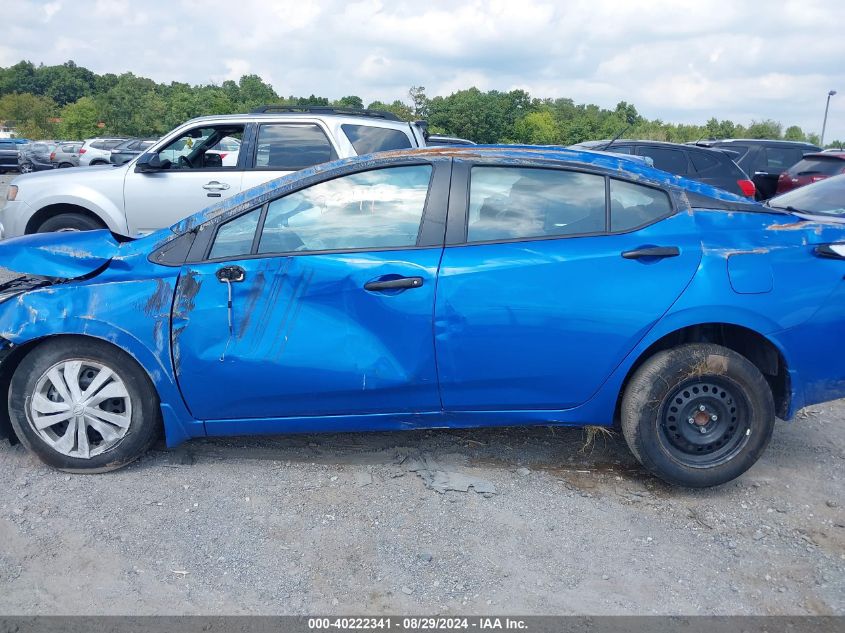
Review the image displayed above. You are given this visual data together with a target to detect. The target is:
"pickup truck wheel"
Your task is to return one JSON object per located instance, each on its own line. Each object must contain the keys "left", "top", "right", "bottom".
{"left": 37, "top": 213, "right": 105, "bottom": 233}
{"left": 621, "top": 343, "right": 775, "bottom": 488}
{"left": 8, "top": 338, "right": 162, "bottom": 472}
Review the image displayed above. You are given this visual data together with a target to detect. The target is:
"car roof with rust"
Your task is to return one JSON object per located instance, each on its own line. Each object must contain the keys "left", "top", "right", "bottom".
{"left": 168, "top": 144, "right": 769, "bottom": 237}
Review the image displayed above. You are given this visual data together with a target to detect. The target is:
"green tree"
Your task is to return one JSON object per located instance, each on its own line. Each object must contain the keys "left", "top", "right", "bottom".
{"left": 783, "top": 125, "right": 805, "bottom": 141}
{"left": 57, "top": 96, "right": 101, "bottom": 139}
{"left": 0, "top": 92, "right": 58, "bottom": 138}
{"left": 512, "top": 109, "right": 558, "bottom": 144}
{"left": 746, "top": 119, "right": 783, "bottom": 139}
{"left": 408, "top": 85, "right": 428, "bottom": 118}
{"left": 236, "top": 74, "right": 277, "bottom": 109}
{"left": 335, "top": 95, "right": 364, "bottom": 109}
{"left": 366, "top": 100, "right": 413, "bottom": 120}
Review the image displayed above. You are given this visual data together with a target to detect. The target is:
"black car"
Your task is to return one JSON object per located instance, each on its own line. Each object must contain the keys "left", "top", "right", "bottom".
{"left": 426, "top": 135, "right": 477, "bottom": 146}
{"left": 570, "top": 139, "right": 755, "bottom": 198}
{"left": 692, "top": 139, "right": 821, "bottom": 200}
{"left": 109, "top": 138, "right": 157, "bottom": 165}
{"left": 18, "top": 141, "right": 59, "bottom": 173}
{"left": 0, "top": 138, "right": 26, "bottom": 173}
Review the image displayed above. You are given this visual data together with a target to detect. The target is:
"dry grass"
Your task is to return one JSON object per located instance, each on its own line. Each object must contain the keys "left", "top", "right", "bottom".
{"left": 581, "top": 425, "right": 615, "bottom": 454}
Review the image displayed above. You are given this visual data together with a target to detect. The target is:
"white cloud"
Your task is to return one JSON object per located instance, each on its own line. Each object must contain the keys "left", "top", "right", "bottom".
{"left": 2, "top": 0, "right": 843, "bottom": 140}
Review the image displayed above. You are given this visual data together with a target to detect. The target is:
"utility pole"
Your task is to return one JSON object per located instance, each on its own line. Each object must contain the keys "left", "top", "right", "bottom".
{"left": 821, "top": 90, "right": 837, "bottom": 147}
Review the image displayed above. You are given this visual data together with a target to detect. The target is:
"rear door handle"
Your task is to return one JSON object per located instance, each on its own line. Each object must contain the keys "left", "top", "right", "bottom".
{"left": 203, "top": 180, "right": 230, "bottom": 191}
{"left": 364, "top": 276, "right": 424, "bottom": 291}
{"left": 621, "top": 246, "right": 680, "bottom": 260}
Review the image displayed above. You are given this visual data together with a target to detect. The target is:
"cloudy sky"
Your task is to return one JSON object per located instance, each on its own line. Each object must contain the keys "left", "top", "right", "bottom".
{"left": 4, "top": 0, "right": 844, "bottom": 141}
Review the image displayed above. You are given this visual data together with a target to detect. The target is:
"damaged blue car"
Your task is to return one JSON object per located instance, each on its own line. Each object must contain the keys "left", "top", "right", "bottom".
{"left": 1, "top": 146, "right": 845, "bottom": 487}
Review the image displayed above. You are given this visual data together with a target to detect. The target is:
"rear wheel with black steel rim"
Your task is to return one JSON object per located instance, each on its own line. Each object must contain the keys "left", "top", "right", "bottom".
{"left": 621, "top": 343, "right": 775, "bottom": 487}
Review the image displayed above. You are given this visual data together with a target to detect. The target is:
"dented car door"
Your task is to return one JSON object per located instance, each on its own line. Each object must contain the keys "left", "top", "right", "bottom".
{"left": 171, "top": 159, "right": 450, "bottom": 424}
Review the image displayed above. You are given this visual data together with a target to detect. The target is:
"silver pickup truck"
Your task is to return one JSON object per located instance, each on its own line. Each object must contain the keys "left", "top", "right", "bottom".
{"left": 1, "top": 107, "right": 428, "bottom": 237}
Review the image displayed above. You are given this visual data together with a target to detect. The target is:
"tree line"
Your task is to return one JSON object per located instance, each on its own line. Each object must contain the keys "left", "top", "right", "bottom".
{"left": 0, "top": 60, "right": 839, "bottom": 148}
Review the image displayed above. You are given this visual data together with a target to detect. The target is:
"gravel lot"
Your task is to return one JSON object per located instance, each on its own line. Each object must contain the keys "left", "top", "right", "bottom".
{"left": 0, "top": 398, "right": 842, "bottom": 615}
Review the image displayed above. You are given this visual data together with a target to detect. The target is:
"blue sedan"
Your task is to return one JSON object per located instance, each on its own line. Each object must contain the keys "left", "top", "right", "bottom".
{"left": 1, "top": 146, "right": 844, "bottom": 486}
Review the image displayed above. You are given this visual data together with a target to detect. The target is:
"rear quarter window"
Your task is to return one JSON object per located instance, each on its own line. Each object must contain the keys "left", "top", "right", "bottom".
{"left": 610, "top": 180, "right": 674, "bottom": 232}
{"left": 637, "top": 146, "right": 690, "bottom": 175}
{"left": 690, "top": 151, "right": 745, "bottom": 178}
{"left": 786, "top": 157, "right": 845, "bottom": 177}
{"left": 342, "top": 124, "right": 413, "bottom": 154}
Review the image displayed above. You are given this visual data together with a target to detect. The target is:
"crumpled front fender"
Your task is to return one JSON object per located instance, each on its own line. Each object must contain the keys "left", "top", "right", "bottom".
{"left": 0, "top": 230, "right": 121, "bottom": 280}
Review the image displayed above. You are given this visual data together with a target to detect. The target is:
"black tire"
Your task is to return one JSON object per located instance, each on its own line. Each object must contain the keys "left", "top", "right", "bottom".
{"left": 58, "top": 162, "right": 73, "bottom": 169}
{"left": 621, "top": 343, "right": 775, "bottom": 488}
{"left": 19, "top": 161, "right": 33, "bottom": 174}
{"left": 37, "top": 212, "right": 105, "bottom": 233}
{"left": 8, "top": 337, "right": 161, "bottom": 473}
{"left": 89, "top": 160, "right": 108, "bottom": 166}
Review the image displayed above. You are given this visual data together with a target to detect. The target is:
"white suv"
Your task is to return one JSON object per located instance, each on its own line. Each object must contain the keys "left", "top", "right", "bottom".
{"left": 1, "top": 107, "right": 427, "bottom": 237}
{"left": 78, "top": 137, "right": 129, "bottom": 166}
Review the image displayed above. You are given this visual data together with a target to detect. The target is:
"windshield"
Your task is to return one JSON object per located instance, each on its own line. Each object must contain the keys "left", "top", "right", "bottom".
{"left": 768, "top": 173, "right": 845, "bottom": 216}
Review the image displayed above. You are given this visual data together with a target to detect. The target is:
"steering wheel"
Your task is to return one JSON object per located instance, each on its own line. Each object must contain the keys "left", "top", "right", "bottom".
{"left": 178, "top": 155, "right": 192, "bottom": 169}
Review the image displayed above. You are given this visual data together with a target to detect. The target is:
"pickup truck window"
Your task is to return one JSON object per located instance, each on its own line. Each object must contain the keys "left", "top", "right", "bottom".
{"left": 341, "top": 124, "right": 412, "bottom": 154}
{"left": 254, "top": 124, "right": 337, "bottom": 171}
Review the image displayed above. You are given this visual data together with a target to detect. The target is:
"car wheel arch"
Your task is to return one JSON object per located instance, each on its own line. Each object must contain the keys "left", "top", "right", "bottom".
{"left": 614, "top": 322, "right": 790, "bottom": 424}
{"left": 25, "top": 203, "right": 109, "bottom": 234}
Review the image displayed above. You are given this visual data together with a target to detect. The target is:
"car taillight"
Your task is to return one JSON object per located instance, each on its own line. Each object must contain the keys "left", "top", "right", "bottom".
{"left": 218, "top": 153, "right": 227, "bottom": 159}
{"left": 737, "top": 179, "right": 756, "bottom": 197}
{"left": 79, "top": 148, "right": 86, "bottom": 154}
{"left": 50, "top": 152, "right": 55, "bottom": 160}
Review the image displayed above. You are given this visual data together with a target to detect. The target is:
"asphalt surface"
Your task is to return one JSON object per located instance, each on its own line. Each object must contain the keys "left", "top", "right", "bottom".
{"left": 0, "top": 400, "right": 842, "bottom": 615}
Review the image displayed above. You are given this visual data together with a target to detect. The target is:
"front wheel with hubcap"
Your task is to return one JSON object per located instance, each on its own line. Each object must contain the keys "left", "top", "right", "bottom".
{"left": 9, "top": 338, "right": 161, "bottom": 472}
{"left": 621, "top": 343, "right": 775, "bottom": 487}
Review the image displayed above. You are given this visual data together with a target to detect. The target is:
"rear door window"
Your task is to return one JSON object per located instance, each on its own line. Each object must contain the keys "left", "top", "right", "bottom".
{"left": 636, "top": 146, "right": 690, "bottom": 175}
{"left": 764, "top": 147, "right": 805, "bottom": 171}
{"left": 342, "top": 124, "right": 413, "bottom": 154}
{"left": 253, "top": 124, "right": 337, "bottom": 170}
{"left": 467, "top": 167, "right": 607, "bottom": 242}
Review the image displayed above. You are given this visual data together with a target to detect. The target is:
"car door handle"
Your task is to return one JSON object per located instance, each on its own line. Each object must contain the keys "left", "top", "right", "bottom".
{"left": 364, "top": 276, "right": 424, "bottom": 291}
{"left": 621, "top": 246, "right": 680, "bottom": 260}
{"left": 216, "top": 265, "right": 245, "bottom": 283}
{"left": 203, "top": 181, "right": 230, "bottom": 191}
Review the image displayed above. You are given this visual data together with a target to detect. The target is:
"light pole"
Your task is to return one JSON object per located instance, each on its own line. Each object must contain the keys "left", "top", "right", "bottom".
{"left": 821, "top": 90, "right": 837, "bottom": 147}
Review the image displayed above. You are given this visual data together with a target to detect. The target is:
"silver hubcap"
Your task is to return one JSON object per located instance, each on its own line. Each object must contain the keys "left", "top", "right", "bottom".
{"left": 27, "top": 359, "right": 132, "bottom": 459}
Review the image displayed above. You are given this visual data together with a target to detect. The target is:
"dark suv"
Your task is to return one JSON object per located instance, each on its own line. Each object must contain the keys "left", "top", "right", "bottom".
{"left": 692, "top": 139, "right": 820, "bottom": 200}
{"left": 570, "top": 140, "right": 755, "bottom": 198}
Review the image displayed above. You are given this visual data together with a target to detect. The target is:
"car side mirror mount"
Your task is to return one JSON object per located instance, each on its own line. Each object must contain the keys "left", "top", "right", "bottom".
{"left": 135, "top": 152, "right": 169, "bottom": 173}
